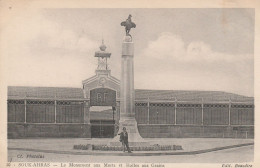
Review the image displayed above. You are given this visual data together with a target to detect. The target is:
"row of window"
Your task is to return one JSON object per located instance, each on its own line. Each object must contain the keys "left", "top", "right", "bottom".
{"left": 135, "top": 106, "right": 254, "bottom": 125}
{"left": 8, "top": 101, "right": 254, "bottom": 125}
{"left": 8, "top": 103, "right": 84, "bottom": 123}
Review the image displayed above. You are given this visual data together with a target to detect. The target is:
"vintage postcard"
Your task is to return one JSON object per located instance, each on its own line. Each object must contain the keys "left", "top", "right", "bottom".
{"left": 0, "top": 0, "right": 259, "bottom": 168}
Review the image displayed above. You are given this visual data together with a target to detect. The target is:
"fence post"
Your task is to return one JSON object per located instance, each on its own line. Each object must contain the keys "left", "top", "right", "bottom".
{"left": 147, "top": 98, "right": 150, "bottom": 124}
{"left": 54, "top": 99, "right": 57, "bottom": 123}
{"left": 24, "top": 98, "right": 27, "bottom": 123}
{"left": 229, "top": 98, "right": 231, "bottom": 126}
{"left": 201, "top": 98, "right": 204, "bottom": 126}
{"left": 174, "top": 97, "right": 177, "bottom": 125}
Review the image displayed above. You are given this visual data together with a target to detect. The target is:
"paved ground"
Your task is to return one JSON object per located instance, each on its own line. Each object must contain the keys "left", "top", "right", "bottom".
{"left": 8, "top": 138, "right": 253, "bottom": 152}
{"left": 7, "top": 138, "right": 254, "bottom": 163}
{"left": 8, "top": 145, "right": 253, "bottom": 163}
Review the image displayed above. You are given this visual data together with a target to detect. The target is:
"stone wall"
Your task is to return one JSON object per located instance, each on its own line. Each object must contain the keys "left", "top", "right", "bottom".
{"left": 8, "top": 123, "right": 91, "bottom": 138}
{"left": 138, "top": 125, "right": 254, "bottom": 138}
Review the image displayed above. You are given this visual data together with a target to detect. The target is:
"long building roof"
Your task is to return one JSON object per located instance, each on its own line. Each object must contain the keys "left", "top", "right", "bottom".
{"left": 7, "top": 86, "right": 253, "bottom": 102}
{"left": 135, "top": 89, "right": 253, "bottom": 102}
{"left": 8, "top": 86, "right": 84, "bottom": 100}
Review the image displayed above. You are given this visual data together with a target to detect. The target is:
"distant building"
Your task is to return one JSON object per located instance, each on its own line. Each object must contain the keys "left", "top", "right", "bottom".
{"left": 7, "top": 42, "right": 254, "bottom": 139}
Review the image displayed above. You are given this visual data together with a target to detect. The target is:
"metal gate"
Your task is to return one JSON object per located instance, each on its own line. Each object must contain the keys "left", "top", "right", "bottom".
{"left": 90, "top": 120, "right": 115, "bottom": 138}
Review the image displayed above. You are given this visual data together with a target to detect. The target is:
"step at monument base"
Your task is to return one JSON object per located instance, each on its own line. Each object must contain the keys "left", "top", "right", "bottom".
{"left": 109, "top": 141, "right": 150, "bottom": 147}
{"left": 73, "top": 144, "right": 183, "bottom": 151}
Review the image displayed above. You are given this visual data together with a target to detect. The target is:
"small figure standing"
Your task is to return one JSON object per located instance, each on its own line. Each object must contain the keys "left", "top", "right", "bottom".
{"left": 118, "top": 127, "right": 132, "bottom": 153}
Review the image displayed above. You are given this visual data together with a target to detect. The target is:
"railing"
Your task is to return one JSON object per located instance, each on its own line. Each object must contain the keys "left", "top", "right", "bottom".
{"left": 7, "top": 98, "right": 90, "bottom": 124}
{"left": 135, "top": 98, "right": 254, "bottom": 126}
{"left": 7, "top": 97, "right": 254, "bottom": 127}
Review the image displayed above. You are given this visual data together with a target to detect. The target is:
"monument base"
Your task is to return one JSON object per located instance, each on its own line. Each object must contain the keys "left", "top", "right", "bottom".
{"left": 108, "top": 117, "right": 150, "bottom": 146}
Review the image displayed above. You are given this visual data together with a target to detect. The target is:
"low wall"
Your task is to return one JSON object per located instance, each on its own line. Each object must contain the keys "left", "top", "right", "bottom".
{"left": 8, "top": 123, "right": 91, "bottom": 139}
{"left": 138, "top": 125, "right": 254, "bottom": 139}
{"left": 8, "top": 123, "right": 254, "bottom": 139}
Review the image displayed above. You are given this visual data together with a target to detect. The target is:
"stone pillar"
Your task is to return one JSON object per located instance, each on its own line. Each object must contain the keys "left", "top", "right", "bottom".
{"left": 54, "top": 100, "right": 57, "bottom": 123}
{"left": 120, "top": 36, "right": 135, "bottom": 118}
{"left": 228, "top": 98, "right": 231, "bottom": 126}
{"left": 147, "top": 98, "right": 150, "bottom": 124}
{"left": 84, "top": 101, "right": 90, "bottom": 124}
{"left": 24, "top": 99, "right": 27, "bottom": 123}
{"left": 174, "top": 97, "right": 177, "bottom": 125}
{"left": 201, "top": 98, "right": 204, "bottom": 125}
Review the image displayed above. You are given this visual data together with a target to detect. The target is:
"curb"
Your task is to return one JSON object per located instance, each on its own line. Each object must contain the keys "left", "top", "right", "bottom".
{"left": 8, "top": 142, "right": 254, "bottom": 156}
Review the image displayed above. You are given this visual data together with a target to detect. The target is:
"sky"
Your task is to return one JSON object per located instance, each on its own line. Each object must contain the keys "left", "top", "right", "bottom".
{"left": 3, "top": 8, "right": 254, "bottom": 97}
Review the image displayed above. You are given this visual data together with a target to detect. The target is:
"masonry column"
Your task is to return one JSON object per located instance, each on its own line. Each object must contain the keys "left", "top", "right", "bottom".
{"left": 84, "top": 101, "right": 90, "bottom": 124}
{"left": 120, "top": 36, "right": 135, "bottom": 119}
{"left": 83, "top": 100, "right": 91, "bottom": 138}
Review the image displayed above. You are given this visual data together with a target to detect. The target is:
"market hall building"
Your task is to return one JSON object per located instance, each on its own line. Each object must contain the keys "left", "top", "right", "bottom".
{"left": 7, "top": 42, "right": 254, "bottom": 139}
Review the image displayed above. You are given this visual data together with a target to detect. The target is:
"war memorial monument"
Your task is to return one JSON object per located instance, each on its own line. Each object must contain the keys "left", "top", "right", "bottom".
{"left": 109, "top": 15, "right": 149, "bottom": 147}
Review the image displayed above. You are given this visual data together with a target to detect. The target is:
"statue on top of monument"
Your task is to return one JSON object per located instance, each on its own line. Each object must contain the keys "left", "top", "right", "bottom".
{"left": 121, "top": 14, "right": 136, "bottom": 37}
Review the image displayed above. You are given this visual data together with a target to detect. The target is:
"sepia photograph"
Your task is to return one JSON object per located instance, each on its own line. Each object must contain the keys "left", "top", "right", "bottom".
{"left": 0, "top": 1, "right": 258, "bottom": 167}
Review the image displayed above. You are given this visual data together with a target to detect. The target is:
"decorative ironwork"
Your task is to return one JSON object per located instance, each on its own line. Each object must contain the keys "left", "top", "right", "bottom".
{"left": 8, "top": 100, "right": 24, "bottom": 104}
{"left": 95, "top": 40, "right": 111, "bottom": 71}
{"left": 27, "top": 100, "right": 54, "bottom": 105}
{"left": 177, "top": 104, "right": 202, "bottom": 108}
{"left": 57, "top": 101, "right": 84, "bottom": 105}
{"left": 231, "top": 104, "right": 254, "bottom": 108}
{"left": 150, "top": 103, "right": 175, "bottom": 107}
{"left": 97, "top": 57, "right": 110, "bottom": 70}
{"left": 135, "top": 102, "right": 148, "bottom": 106}
{"left": 204, "top": 104, "right": 229, "bottom": 108}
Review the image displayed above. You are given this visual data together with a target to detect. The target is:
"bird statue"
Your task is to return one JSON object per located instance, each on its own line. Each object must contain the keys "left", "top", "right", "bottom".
{"left": 121, "top": 14, "right": 136, "bottom": 37}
